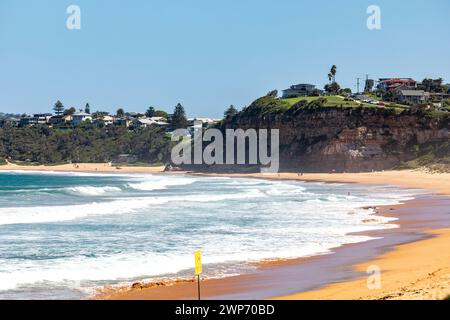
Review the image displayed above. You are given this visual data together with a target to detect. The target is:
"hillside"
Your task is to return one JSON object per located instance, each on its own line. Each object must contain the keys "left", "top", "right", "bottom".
{"left": 0, "top": 125, "right": 171, "bottom": 165}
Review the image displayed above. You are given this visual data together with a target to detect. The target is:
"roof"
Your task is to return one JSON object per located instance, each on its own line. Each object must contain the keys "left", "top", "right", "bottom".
{"left": 292, "top": 83, "right": 315, "bottom": 87}
{"left": 73, "top": 112, "right": 91, "bottom": 117}
{"left": 399, "top": 90, "right": 427, "bottom": 96}
{"left": 380, "top": 78, "right": 416, "bottom": 83}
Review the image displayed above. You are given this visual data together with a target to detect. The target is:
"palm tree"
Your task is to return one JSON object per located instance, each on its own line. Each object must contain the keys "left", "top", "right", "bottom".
{"left": 330, "top": 65, "right": 337, "bottom": 83}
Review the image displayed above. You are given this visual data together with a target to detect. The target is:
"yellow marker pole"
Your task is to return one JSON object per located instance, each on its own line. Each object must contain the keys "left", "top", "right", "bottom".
{"left": 194, "top": 250, "right": 202, "bottom": 300}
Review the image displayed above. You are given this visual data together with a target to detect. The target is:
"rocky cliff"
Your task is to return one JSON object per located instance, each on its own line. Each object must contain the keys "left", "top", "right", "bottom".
{"left": 220, "top": 98, "right": 450, "bottom": 172}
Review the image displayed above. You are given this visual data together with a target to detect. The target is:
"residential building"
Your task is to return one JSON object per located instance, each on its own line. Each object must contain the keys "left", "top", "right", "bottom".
{"left": 0, "top": 117, "right": 19, "bottom": 127}
{"left": 378, "top": 78, "right": 417, "bottom": 91}
{"left": 114, "top": 117, "right": 132, "bottom": 127}
{"left": 282, "top": 84, "right": 322, "bottom": 98}
{"left": 72, "top": 112, "right": 92, "bottom": 125}
{"left": 48, "top": 115, "right": 65, "bottom": 125}
{"left": 19, "top": 113, "right": 52, "bottom": 127}
{"left": 130, "top": 118, "right": 154, "bottom": 129}
{"left": 429, "top": 92, "right": 450, "bottom": 102}
{"left": 34, "top": 113, "right": 52, "bottom": 124}
{"left": 150, "top": 116, "right": 167, "bottom": 122}
{"left": 187, "top": 118, "right": 219, "bottom": 128}
{"left": 130, "top": 118, "right": 169, "bottom": 129}
{"left": 63, "top": 114, "right": 73, "bottom": 123}
{"left": 93, "top": 115, "right": 115, "bottom": 126}
{"left": 394, "top": 89, "right": 430, "bottom": 104}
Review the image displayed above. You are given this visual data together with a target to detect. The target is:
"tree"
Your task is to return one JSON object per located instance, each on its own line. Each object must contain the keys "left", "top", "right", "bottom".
{"left": 171, "top": 103, "right": 188, "bottom": 129}
{"left": 329, "top": 65, "right": 337, "bottom": 83}
{"left": 328, "top": 73, "right": 333, "bottom": 84}
{"left": 145, "top": 106, "right": 156, "bottom": 118}
{"left": 339, "top": 88, "right": 352, "bottom": 96}
{"left": 418, "top": 78, "right": 445, "bottom": 93}
{"left": 324, "top": 82, "right": 341, "bottom": 95}
{"left": 92, "top": 111, "right": 109, "bottom": 119}
{"left": 64, "top": 107, "right": 76, "bottom": 116}
{"left": 266, "top": 90, "right": 278, "bottom": 98}
{"left": 154, "top": 110, "right": 168, "bottom": 118}
{"left": 85, "top": 103, "right": 91, "bottom": 114}
{"left": 116, "top": 108, "right": 125, "bottom": 118}
{"left": 324, "top": 65, "right": 340, "bottom": 94}
{"left": 364, "top": 79, "right": 375, "bottom": 92}
{"left": 224, "top": 105, "right": 238, "bottom": 119}
{"left": 53, "top": 101, "right": 64, "bottom": 115}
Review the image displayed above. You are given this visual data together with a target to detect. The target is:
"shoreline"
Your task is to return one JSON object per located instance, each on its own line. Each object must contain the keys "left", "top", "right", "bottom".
{"left": 2, "top": 164, "right": 450, "bottom": 299}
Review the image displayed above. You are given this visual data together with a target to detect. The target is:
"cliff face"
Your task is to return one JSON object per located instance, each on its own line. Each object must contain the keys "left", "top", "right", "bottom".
{"left": 223, "top": 107, "right": 450, "bottom": 172}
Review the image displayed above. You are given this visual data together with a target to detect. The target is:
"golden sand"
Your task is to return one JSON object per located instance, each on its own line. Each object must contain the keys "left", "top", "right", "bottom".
{"left": 0, "top": 162, "right": 165, "bottom": 174}
{"left": 277, "top": 229, "right": 450, "bottom": 300}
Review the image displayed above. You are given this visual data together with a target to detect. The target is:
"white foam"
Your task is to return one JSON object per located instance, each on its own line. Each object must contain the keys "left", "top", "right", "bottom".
{"left": 0, "top": 236, "right": 375, "bottom": 291}
{"left": 128, "top": 177, "right": 196, "bottom": 191}
{"left": 65, "top": 186, "right": 122, "bottom": 196}
{"left": 0, "top": 188, "right": 266, "bottom": 225}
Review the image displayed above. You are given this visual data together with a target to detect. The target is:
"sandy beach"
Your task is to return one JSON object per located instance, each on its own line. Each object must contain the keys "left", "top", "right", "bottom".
{"left": 0, "top": 162, "right": 166, "bottom": 174}
{"left": 2, "top": 163, "right": 450, "bottom": 300}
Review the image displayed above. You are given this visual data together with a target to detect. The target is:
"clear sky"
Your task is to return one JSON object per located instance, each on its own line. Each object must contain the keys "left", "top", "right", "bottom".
{"left": 1, "top": 0, "right": 449, "bottom": 117}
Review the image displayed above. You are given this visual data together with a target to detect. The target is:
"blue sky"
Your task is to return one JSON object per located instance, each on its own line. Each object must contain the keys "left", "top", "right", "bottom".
{"left": 1, "top": 0, "right": 449, "bottom": 117}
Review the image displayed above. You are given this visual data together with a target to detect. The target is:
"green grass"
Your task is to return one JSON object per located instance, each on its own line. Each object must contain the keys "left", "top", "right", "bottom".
{"left": 282, "top": 95, "right": 378, "bottom": 108}
{"left": 242, "top": 95, "right": 443, "bottom": 119}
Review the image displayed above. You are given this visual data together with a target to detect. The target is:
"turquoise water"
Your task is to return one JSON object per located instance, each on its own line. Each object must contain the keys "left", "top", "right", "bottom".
{"left": 0, "top": 171, "right": 417, "bottom": 299}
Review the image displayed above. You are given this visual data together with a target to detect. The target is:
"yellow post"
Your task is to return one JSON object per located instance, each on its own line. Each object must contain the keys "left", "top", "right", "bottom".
{"left": 194, "top": 250, "right": 202, "bottom": 300}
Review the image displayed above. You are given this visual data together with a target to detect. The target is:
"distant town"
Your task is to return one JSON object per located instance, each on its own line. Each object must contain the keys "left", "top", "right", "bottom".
{"left": 0, "top": 103, "right": 222, "bottom": 133}
{"left": 1, "top": 69, "right": 449, "bottom": 132}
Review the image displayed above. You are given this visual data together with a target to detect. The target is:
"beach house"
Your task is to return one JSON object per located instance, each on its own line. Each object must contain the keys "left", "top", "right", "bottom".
{"left": 282, "top": 84, "right": 322, "bottom": 98}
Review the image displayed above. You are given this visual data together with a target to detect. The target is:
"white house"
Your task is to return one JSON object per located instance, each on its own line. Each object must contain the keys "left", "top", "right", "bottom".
{"left": 102, "top": 115, "right": 115, "bottom": 126}
{"left": 72, "top": 112, "right": 92, "bottom": 125}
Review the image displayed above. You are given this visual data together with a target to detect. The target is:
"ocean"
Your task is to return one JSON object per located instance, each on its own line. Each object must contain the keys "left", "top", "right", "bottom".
{"left": 0, "top": 171, "right": 417, "bottom": 299}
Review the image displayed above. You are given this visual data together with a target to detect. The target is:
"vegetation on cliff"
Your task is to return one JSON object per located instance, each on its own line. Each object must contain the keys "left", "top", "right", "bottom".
{"left": 399, "top": 140, "right": 450, "bottom": 172}
{"left": 231, "top": 95, "right": 449, "bottom": 121}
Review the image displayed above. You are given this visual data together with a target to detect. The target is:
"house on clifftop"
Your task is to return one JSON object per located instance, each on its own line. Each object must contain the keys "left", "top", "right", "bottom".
{"left": 282, "top": 84, "right": 322, "bottom": 98}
